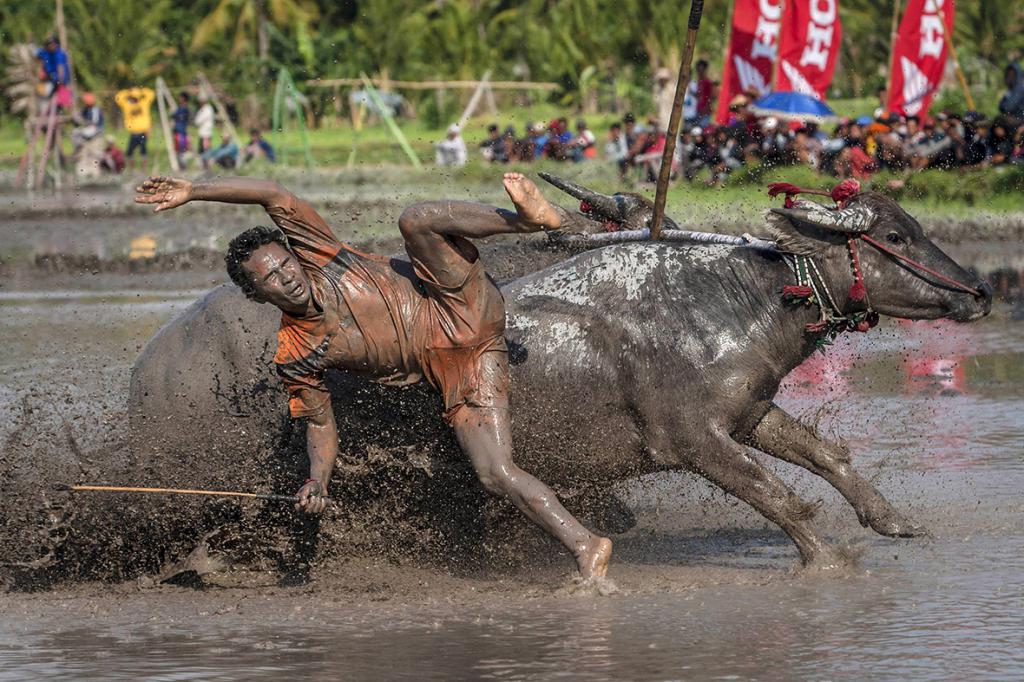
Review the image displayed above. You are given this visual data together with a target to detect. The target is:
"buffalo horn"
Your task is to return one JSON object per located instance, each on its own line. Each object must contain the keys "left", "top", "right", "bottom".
{"left": 770, "top": 204, "right": 874, "bottom": 233}
{"left": 538, "top": 172, "right": 621, "bottom": 217}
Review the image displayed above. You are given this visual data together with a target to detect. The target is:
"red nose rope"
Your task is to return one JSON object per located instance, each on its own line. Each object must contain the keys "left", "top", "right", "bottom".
{"left": 768, "top": 180, "right": 982, "bottom": 350}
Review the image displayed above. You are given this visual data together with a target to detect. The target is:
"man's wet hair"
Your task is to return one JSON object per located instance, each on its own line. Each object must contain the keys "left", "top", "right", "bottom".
{"left": 225, "top": 226, "right": 290, "bottom": 299}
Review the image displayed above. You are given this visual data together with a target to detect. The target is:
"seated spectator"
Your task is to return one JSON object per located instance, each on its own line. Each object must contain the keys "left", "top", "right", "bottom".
{"left": 479, "top": 123, "right": 508, "bottom": 163}
{"left": 709, "top": 127, "right": 742, "bottom": 185}
{"left": 435, "top": 123, "right": 467, "bottom": 167}
{"left": 793, "top": 127, "right": 823, "bottom": 169}
{"left": 102, "top": 136, "right": 126, "bottom": 174}
{"left": 527, "top": 122, "right": 549, "bottom": 160}
{"left": 989, "top": 120, "right": 1014, "bottom": 165}
{"left": 570, "top": 119, "right": 597, "bottom": 162}
{"left": 201, "top": 130, "right": 239, "bottom": 169}
{"left": 605, "top": 123, "right": 630, "bottom": 177}
{"left": 71, "top": 92, "right": 104, "bottom": 149}
{"left": 963, "top": 121, "right": 992, "bottom": 167}
{"left": 243, "top": 128, "right": 276, "bottom": 164}
{"left": 1011, "top": 126, "right": 1024, "bottom": 165}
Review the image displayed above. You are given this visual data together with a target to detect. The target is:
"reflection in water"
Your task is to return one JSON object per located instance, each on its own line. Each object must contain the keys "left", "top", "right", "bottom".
{"left": 0, "top": 295, "right": 1022, "bottom": 681}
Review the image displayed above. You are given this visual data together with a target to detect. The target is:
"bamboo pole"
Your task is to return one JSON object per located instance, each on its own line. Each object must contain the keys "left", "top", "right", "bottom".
{"left": 360, "top": 74, "right": 422, "bottom": 169}
{"left": 35, "top": 97, "right": 59, "bottom": 189}
{"left": 154, "top": 78, "right": 180, "bottom": 172}
{"left": 935, "top": 4, "right": 975, "bottom": 111}
{"left": 456, "top": 70, "right": 492, "bottom": 129}
{"left": 307, "top": 78, "right": 559, "bottom": 91}
{"left": 650, "top": 0, "right": 705, "bottom": 241}
{"left": 884, "top": 0, "right": 904, "bottom": 109}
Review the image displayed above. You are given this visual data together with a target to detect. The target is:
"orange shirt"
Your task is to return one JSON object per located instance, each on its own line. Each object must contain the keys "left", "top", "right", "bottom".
{"left": 268, "top": 194, "right": 426, "bottom": 417}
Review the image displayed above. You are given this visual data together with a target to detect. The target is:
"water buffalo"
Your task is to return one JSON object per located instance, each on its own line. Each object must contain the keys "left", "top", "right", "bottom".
{"left": 122, "top": 176, "right": 991, "bottom": 575}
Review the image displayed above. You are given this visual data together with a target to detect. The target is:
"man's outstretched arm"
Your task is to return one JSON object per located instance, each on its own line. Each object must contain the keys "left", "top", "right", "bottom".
{"left": 135, "top": 176, "right": 291, "bottom": 212}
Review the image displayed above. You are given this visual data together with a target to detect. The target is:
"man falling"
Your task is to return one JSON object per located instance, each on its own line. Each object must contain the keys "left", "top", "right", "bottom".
{"left": 135, "top": 173, "right": 612, "bottom": 579}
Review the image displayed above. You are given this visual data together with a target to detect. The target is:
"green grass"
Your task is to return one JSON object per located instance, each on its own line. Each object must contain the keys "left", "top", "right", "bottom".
{"left": 3, "top": 96, "right": 1021, "bottom": 218}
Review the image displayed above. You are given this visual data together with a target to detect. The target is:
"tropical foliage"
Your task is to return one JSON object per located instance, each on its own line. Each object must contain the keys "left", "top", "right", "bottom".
{"left": 2, "top": 0, "right": 1022, "bottom": 122}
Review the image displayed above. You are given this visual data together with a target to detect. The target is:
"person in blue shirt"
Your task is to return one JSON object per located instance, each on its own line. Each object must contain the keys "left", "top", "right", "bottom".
{"left": 243, "top": 128, "right": 276, "bottom": 164}
{"left": 171, "top": 92, "right": 191, "bottom": 167}
{"left": 37, "top": 37, "right": 69, "bottom": 86}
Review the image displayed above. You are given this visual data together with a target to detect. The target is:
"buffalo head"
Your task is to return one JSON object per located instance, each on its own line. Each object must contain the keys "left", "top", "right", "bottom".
{"left": 539, "top": 172, "right": 679, "bottom": 233}
{"left": 769, "top": 192, "right": 991, "bottom": 323}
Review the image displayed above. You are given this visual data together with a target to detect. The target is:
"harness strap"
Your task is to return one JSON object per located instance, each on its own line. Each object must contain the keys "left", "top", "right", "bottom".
{"left": 859, "top": 235, "right": 981, "bottom": 296}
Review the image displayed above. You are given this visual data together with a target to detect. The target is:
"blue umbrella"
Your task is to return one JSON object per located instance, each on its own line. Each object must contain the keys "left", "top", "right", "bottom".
{"left": 749, "top": 91, "right": 837, "bottom": 123}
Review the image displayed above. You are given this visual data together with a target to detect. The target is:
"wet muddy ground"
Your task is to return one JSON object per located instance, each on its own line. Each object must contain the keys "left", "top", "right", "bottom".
{"left": 1, "top": 191, "right": 1022, "bottom": 679}
{"left": 1, "top": 268, "right": 1022, "bottom": 680}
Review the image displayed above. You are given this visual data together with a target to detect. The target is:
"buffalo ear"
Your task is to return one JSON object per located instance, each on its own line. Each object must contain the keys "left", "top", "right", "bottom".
{"left": 763, "top": 207, "right": 842, "bottom": 256}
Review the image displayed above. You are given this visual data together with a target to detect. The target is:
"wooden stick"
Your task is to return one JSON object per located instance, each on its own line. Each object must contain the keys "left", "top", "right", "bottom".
{"left": 59, "top": 484, "right": 305, "bottom": 504}
{"left": 884, "top": 0, "right": 903, "bottom": 109}
{"left": 650, "top": 0, "right": 705, "bottom": 241}
{"left": 935, "top": 5, "right": 975, "bottom": 111}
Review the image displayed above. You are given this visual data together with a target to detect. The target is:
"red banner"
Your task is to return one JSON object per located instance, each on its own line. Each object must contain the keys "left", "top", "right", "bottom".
{"left": 774, "top": 0, "right": 842, "bottom": 100}
{"left": 887, "top": 0, "right": 954, "bottom": 117}
{"left": 716, "top": 0, "right": 785, "bottom": 124}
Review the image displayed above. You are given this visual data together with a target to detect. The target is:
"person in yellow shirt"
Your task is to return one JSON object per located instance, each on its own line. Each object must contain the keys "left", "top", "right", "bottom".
{"left": 115, "top": 86, "right": 155, "bottom": 173}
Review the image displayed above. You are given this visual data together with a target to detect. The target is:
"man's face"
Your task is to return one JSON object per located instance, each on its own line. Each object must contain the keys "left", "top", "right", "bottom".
{"left": 242, "top": 242, "right": 311, "bottom": 311}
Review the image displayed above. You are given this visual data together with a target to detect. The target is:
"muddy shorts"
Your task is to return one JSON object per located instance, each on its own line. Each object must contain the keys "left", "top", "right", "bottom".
{"left": 408, "top": 242, "right": 509, "bottom": 425}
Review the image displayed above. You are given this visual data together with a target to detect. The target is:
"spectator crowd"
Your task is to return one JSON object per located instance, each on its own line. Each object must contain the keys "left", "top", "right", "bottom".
{"left": 457, "top": 60, "right": 1024, "bottom": 188}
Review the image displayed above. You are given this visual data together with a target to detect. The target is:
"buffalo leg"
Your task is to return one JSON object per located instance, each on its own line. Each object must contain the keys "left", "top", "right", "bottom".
{"left": 749, "top": 404, "right": 927, "bottom": 538}
{"left": 675, "top": 428, "right": 845, "bottom": 568}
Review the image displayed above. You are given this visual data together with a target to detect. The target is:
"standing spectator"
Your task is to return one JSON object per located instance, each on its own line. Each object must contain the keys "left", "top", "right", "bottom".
{"left": 571, "top": 119, "right": 597, "bottom": 161}
{"left": 171, "top": 92, "right": 191, "bottom": 169}
{"left": 194, "top": 94, "right": 216, "bottom": 170}
{"left": 999, "top": 63, "right": 1024, "bottom": 123}
{"left": 243, "top": 128, "right": 276, "bottom": 164}
{"left": 479, "top": 123, "right": 507, "bottom": 163}
{"left": 435, "top": 123, "right": 467, "bottom": 167}
{"left": 694, "top": 60, "right": 715, "bottom": 126}
{"left": 652, "top": 67, "right": 674, "bottom": 132}
{"left": 36, "top": 36, "right": 72, "bottom": 110}
{"left": 114, "top": 85, "right": 155, "bottom": 174}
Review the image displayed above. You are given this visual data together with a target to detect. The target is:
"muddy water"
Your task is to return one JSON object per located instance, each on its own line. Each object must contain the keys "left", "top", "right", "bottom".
{"left": 1, "top": 279, "right": 1023, "bottom": 680}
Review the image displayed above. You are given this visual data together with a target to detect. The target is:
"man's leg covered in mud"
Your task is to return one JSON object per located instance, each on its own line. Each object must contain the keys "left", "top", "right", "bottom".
{"left": 450, "top": 354, "right": 612, "bottom": 579}
{"left": 397, "top": 173, "right": 564, "bottom": 289}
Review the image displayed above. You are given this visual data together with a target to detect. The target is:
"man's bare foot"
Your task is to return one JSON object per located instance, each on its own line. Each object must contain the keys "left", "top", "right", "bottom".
{"left": 503, "top": 172, "right": 562, "bottom": 230}
{"left": 576, "top": 536, "right": 613, "bottom": 579}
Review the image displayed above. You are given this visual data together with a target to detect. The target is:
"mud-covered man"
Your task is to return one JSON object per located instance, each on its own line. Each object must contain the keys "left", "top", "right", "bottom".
{"left": 135, "top": 173, "right": 612, "bottom": 579}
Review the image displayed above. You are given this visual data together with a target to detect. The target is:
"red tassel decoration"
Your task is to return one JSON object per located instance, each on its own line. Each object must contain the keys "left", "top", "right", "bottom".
{"left": 782, "top": 285, "right": 813, "bottom": 298}
{"left": 830, "top": 179, "right": 861, "bottom": 205}
{"left": 580, "top": 200, "right": 592, "bottom": 213}
{"left": 604, "top": 220, "right": 619, "bottom": 232}
{"left": 767, "top": 182, "right": 803, "bottom": 199}
{"left": 854, "top": 320, "right": 872, "bottom": 333}
{"left": 848, "top": 280, "right": 867, "bottom": 302}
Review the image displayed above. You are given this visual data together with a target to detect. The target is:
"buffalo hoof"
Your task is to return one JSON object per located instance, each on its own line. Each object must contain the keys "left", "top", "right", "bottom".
{"left": 862, "top": 509, "right": 931, "bottom": 538}
{"left": 801, "top": 545, "right": 853, "bottom": 572}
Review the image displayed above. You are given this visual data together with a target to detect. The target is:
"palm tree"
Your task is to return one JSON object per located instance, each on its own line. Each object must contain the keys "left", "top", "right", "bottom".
{"left": 192, "top": 0, "right": 318, "bottom": 63}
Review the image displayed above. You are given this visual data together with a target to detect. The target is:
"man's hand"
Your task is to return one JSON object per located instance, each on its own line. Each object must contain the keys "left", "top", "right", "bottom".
{"left": 135, "top": 176, "right": 193, "bottom": 212}
{"left": 295, "top": 479, "right": 329, "bottom": 515}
